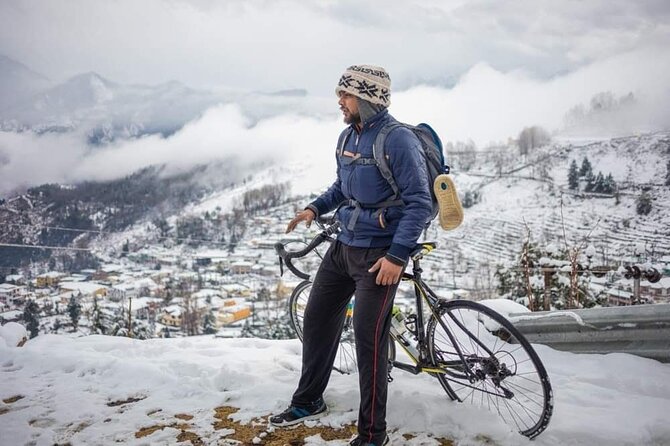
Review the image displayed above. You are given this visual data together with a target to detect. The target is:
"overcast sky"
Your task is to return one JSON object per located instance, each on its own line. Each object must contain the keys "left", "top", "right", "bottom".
{"left": 1, "top": 0, "right": 669, "bottom": 194}
{"left": 1, "top": 0, "right": 669, "bottom": 93}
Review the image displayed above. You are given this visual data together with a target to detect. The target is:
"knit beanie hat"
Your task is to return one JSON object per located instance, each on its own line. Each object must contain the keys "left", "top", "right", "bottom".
{"left": 336, "top": 65, "right": 391, "bottom": 107}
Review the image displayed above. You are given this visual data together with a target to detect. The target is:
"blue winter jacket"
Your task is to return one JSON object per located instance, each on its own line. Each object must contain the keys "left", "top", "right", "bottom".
{"left": 308, "top": 109, "right": 432, "bottom": 265}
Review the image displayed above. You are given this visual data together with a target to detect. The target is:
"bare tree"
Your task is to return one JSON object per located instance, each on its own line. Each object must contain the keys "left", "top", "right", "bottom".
{"left": 180, "top": 279, "right": 202, "bottom": 336}
{"left": 560, "top": 196, "right": 600, "bottom": 308}
{"left": 521, "top": 220, "right": 537, "bottom": 310}
{"left": 518, "top": 126, "right": 551, "bottom": 156}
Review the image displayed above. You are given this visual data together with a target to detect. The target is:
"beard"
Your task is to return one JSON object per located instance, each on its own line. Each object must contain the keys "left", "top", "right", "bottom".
{"left": 343, "top": 109, "right": 361, "bottom": 125}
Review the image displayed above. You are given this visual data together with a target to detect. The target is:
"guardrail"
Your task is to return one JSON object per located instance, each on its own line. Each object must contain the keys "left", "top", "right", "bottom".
{"left": 510, "top": 304, "right": 670, "bottom": 363}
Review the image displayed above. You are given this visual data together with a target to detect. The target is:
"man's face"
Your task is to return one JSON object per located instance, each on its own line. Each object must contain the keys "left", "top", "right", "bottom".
{"left": 338, "top": 92, "right": 360, "bottom": 125}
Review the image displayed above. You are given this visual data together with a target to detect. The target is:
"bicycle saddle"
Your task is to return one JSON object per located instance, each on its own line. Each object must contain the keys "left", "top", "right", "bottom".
{"left": 410, "top": 242, "right": 437, "bottom": 260}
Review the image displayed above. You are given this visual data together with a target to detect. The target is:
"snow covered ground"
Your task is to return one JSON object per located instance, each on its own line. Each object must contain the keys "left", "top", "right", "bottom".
{"left": 2, "top": 320, "right": 670, "bottom": 446}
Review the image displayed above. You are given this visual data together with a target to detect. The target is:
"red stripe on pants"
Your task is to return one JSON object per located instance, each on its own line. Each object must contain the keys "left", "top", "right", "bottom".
{"left": 368, "top": 285, "right": 393, "bottom": 443}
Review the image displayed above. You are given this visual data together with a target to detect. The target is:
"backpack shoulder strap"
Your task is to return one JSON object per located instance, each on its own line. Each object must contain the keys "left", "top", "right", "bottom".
{"left": 336, "top": 127, "right": 354, "bottom": 156}
{"left": 373, "top": 119, "right": 405, "bottom": 199}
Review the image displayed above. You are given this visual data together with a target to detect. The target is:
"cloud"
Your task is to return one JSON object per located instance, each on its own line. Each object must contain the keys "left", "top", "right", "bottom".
{"left": 0, "top": 130, "right": 87, "bottom": 194}
{"left": 392, "top": 45, "right": 670, "bottom": 145}
{"left": 1, "top": 44, "right": 668, "bottom": 195}
{"left": 0, "top": 104, "right": 343, "bottom": 195}
{"left": 1, "top": 0, "right": 668, "bottom": 92}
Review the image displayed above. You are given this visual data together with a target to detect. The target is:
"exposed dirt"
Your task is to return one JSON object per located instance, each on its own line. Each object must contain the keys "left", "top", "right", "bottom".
{"left": 133, "top": 406, "right": 456, "bottom": 446}
{"left": 107, "top": 395, "right": 147, "bottom": 407}
{"left": 135, "top": 422, "right": 192, "bottom": 439}
{"left": 213, "top": 406, "right": 357, "bottom": 445}
{"left": 2, "top": 395, "right": 24, "bottom": 404}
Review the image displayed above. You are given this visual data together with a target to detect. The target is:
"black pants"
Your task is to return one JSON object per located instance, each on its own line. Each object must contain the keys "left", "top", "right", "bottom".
{"left": 291, "top": 241, "right": 398, "bottom": 445}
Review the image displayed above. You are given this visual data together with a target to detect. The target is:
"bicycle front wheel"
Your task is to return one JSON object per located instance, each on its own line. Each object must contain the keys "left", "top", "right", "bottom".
{"left": 288, "top": 281, "right": 395, "bottom": 375}
{"left": 426, "top": 299, "right": 553, "bottom": 439}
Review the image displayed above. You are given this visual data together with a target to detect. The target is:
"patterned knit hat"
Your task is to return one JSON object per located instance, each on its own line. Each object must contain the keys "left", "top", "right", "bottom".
{"left": 336, "top": 65, "right": 391, "bottom": 107}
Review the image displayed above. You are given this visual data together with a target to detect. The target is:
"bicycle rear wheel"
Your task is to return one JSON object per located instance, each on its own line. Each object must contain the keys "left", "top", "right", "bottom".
{"left": 289, "top": 280, "right": 395, "bottom": 375}
{"left": 426, "top": 299, "right": 553, "bottom": 439}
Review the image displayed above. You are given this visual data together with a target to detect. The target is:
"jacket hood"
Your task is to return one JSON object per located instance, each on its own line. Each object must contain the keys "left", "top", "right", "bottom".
{"left": 358, "top": 98, "right": 387, "bottom": 126}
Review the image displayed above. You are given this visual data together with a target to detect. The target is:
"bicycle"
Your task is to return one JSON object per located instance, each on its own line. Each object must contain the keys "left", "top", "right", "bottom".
{"left": 275, "top": 218, "right": 553, "bottom": 439}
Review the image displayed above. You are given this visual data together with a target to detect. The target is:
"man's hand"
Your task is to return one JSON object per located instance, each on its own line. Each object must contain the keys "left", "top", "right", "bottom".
{"left": 368, "top": 257, "right": 403, "bottom": 286}
{"left": 286, "top": 209, "right": 316, "bottom": 234}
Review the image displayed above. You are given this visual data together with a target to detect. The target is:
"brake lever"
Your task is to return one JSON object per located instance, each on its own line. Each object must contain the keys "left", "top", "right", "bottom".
{"left": 278, "top": 256, "right": 284, "bottom": 277}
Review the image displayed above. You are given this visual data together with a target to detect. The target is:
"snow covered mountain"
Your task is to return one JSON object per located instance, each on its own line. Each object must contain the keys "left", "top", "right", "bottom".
{"left": 1, "top": 130, "right": 668, "bottom": 289}
{"left": 0, "top": 55, "right": 331, "bottom": 141}
{"left": 0, "top": 68, "right": 219, "bottom": 139}
{"left": 0, "top": 55, "right": 50, "bottom": 112}
{"left": 162, "top": 132, "right": 670, "bottom": 291}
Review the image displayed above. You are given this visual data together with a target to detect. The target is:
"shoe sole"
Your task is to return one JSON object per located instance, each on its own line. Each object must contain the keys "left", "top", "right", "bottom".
{"left": 433, "top": 174, "right": 464, "bottom": 231}
{"left": 349, "top": 435, "right": 390, "bottom": 446}
{"left": 269, "top": 409, "right": 328, "bottom": 427}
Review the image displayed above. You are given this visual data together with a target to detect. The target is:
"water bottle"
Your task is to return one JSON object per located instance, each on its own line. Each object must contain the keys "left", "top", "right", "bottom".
{"left": 390, "top": 307, "right": 407, "bottom": 336}
{"left": 390, "top": 307, "right": 420, "bottom": 360}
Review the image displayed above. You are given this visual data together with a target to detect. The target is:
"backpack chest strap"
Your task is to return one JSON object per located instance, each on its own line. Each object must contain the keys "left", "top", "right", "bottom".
{"left": 345, "top": 198, "right": 405, "bottom": 231}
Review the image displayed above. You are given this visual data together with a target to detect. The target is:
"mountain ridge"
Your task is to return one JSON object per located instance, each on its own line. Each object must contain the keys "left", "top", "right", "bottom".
{"left": 1, "top": 131, "right": 668, "bottom": 292}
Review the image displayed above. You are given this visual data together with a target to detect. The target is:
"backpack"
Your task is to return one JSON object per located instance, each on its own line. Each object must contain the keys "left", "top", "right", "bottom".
{"left": 337, "top": 118, "right": 463, "bottom": 231}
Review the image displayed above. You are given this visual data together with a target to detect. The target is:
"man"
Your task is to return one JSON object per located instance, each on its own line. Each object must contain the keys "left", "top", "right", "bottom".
{"left": 271, "top": 65, "right": 432, "bottom": 446}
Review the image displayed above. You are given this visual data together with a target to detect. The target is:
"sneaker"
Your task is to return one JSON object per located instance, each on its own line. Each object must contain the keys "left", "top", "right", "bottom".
{"left": 349, "top": 435, "right": 389, "bottom": 446}
{"left": 433, "top": 173, "right": 464, "bottom": 231}
{"left": 269, "top": 400, "right": 327, "bottom": 427}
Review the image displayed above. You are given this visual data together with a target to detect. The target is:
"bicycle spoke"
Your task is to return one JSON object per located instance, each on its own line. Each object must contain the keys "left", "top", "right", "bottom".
{"left": 427, "top": 301, "right": 552, "bottom": 439}
{"left": 503, "top": 381, "right": 545, "bottom": 407}
{"left": 500, "top": 392, "right": 527, "bottom": 432}
{"left": 512, "top": 373, "right": 543, "bottom": 386}
{"left": 505, "top": 390, "right": 541, "bottom": 430}
{"left": 455, "top": 309, "right": 481, "bottom": 359}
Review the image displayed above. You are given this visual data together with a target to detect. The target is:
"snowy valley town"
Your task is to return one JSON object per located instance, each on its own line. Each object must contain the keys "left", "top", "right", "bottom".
{"left": 2, "top": 132, "right": 670, "bottom": 340}
{"left": 0, "top": 209, "right": 315, "bottom": 340}
{"left": 3, "top": 1, "right": 670, "bottom": 445}
{"left": 2, "top": 190, "right": 670, "bottom": 341}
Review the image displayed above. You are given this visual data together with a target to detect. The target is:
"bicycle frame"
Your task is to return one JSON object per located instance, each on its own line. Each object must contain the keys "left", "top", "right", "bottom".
{"left": 390, "top": 249, "right": 499, "bottom": 384}
{"left": 278, "top": 227, "right": 506, "bottom": 379}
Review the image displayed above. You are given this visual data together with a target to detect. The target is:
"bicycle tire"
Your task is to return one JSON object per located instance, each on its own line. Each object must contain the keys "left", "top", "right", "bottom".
{"left": 426, "top": 299, "right": 553, "bottom": 439}
{"left": 288, "top": 280, "right": 396, "bottom": 375}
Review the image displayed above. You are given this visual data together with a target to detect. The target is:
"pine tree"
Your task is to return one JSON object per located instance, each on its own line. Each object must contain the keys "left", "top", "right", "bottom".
{"left": 494, "top": 264, "right": 513, "bottom": 296}
{"left": 202, "top": 310, "right": 218, "bottom": 335}
{"left": 23, "top": 300, "right": 40, "bottom": 339}
{"left": 584, "top": 170, "right": 596, "bottom": 192}
{"left": 603, "top": 173, "right": 616, "bottom": 194}
{"left": 109, "top": 305, "right": 128, "bottom": 337}
{"left": 593, "top": 171, "right": 605, "bottom": 193}
{"left": 636, "top": 191, "right": 653, "bottom": 215}
{"left": 567, "top": 160, "right": 579, "bottom": 190}
{"left": 497, "top": 240, "right": 544, "bottom": 309}
{"left": 67, "top": 295, "right": 82, "bottom": 331}
{"left": 579, "top": 157, "right": 593, "bottom": 177}
{"left": 90, "top": 296, "right": 106, "bottom": 335}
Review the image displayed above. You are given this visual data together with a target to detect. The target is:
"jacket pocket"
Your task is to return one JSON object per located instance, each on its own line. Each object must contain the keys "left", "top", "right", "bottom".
{"left": 380, "top": 207, "right": 402, "bottom": 232}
